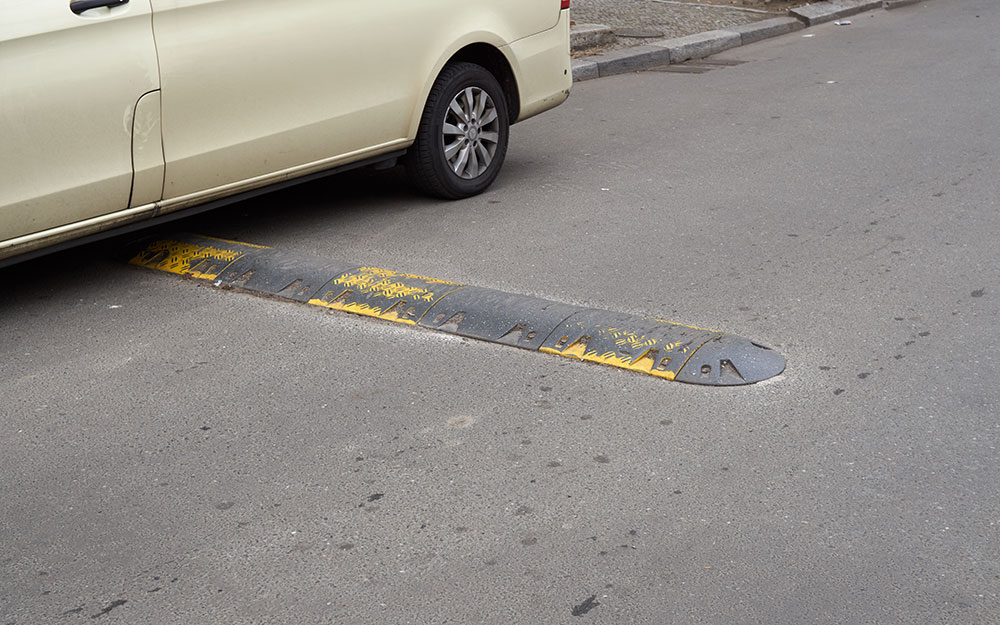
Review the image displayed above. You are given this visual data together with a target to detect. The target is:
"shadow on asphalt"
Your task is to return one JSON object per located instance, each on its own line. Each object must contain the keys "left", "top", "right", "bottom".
{"left": 189, "top": 164, "right": 422, "bottom": 238}
{"left": 0, "top": 164, "right": 423, "bottom": 292}
{"left": 0, "top": 137, "right": 562, "bottom": 298}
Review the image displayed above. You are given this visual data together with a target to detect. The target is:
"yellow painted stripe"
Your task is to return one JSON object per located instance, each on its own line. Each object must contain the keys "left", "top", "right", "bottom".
{"left": 329, "top": 267, "right": 459, "bottom": 301}
{"left": 307, "top": 297, "right": 418, "bottom": 325}
{"left": 128, "top": 238, "right": 247, "bottom": 280}
{"left": 540, "top": 346, "right": 677, "bottom": 380}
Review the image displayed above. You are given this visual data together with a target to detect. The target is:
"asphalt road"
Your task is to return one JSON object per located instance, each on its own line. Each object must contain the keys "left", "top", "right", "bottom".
{"left": 2, "top": 1, "right": 998, "bottom": 623}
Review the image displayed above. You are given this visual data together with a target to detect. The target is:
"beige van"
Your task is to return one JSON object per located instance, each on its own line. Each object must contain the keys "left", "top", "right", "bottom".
{"left": 0, "top": 0, "right": 572, "bottom": 265}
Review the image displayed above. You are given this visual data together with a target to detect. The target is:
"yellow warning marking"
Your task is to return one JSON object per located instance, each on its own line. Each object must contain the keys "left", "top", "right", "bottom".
{"left": 412, "top": 286, "right": 466, "bottom": 324}
{"left": 307, "top": 266, "right": 464, "bottom": 325}
{"left": 308, "top": 298, "right": 418, "bottom": 325}
{"left": 541, "top": 345, "right": 677, "bottom": 380}
{"left": 330, "top": 267, "right": 460, "bottom": 302}
{"left": 631, "top": 349, "right": 658, "bottom": 374}
{"left": 561, "top": 336, "right": 590, "bottom": 359}
{"left": 572, "top": 326, "right": 689, "bottom": 353}
{"left": 602, "top": 327, "right": 659, "bottom": 350}
{"left": 539, "top": 321, "right": 725, "bottom": 380}
{"left": 129, "top": 239, "right": 244, "bottom": 280}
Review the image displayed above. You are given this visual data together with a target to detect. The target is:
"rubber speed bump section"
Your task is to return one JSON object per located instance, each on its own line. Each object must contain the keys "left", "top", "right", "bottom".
{"left": 418, "top": 286, "right": 583, "bottom": 350}
{"left": 673, "top": 335, "right": 785, "bottom": 385}
{"left": 215, "top": 249, "right": 358, "bottom": 303}
{"left": 540, "top": 310, "right": 724, "bottom": 381}
{"left": 129, "top": 235, "right": 264, "bottom": 280}
{"left": 307, "top": 267, "right": 464, "bottom": 326}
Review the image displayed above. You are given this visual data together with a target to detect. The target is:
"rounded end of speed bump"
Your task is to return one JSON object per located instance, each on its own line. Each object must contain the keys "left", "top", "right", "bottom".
{"left": 674, "top": 335, "right": 786, "bottom": 385}
{"left": 130, "top": 234, "right": 787, "bottom": 387}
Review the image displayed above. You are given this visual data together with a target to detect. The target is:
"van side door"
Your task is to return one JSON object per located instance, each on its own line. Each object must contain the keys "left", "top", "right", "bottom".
{"left": 0, "top": 0, "right": 160, "bottom": 242}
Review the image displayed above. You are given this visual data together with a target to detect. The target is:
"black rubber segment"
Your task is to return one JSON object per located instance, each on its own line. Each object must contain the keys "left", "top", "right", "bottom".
{"left": 674, "top": 335, "right": 787, "bottom": 385}
{"left": 216, "top": 249, "right": 358, "bottom": 303}
{"left": 419, "top": 285, "right": 583, "bottom": 350}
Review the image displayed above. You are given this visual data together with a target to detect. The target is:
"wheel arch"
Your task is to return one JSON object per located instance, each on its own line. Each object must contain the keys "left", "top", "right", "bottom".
{"left": 445, "top": 43, "right": 520, "bottom": 124}
{"left": 407, "top": 39, "right": 522, "bottom": 144}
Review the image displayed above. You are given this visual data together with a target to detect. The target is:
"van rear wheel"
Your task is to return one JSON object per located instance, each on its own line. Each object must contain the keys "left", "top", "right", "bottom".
{"left": 406, "top": 62, "right": 510, "bottom": 200}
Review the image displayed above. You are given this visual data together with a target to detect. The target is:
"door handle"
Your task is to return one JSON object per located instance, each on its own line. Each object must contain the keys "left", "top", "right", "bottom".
{"left": 71, "top": 0, "right": 129, "bottom": 15}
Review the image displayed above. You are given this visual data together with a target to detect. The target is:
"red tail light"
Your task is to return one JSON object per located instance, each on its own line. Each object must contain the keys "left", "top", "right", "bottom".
{"left": 561, "top": 0, "right": 570, "bottom": 8}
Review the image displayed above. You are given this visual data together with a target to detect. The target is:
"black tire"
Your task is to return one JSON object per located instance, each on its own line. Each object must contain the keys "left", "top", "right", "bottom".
{"left": 405, "top": 62, "right": 510, "bottom": 200}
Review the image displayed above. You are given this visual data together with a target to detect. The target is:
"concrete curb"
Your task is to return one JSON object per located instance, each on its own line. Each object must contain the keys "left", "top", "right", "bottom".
{"left": 883, "top": 0, "right": 921, "bottom": 9}
{"left": 650, "top": 29, "right": 742, "bottom": 64}
{"left": 571, "top": 1, "right": 891, "bottom": 82}
{"left": 730, "top": 16, "right": 805, "bottom": 46}
{"left": 588, "top": 45, "right": 672, "bottom": 78}
{"left": 572, "top": 58, "right": 600, "bottom": 81}
{"left": 789, "top": 0, "right": 882, "bottom": 25}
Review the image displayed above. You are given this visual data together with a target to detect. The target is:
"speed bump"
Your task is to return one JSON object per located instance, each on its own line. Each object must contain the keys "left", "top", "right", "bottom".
{"left": 130, "top": 234, "right": 785, "bottom": 385}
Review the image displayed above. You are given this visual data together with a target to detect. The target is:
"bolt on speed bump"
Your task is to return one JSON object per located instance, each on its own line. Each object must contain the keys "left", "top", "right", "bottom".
{"left": 130, "top": 234, "right": 786, "bottom": 386}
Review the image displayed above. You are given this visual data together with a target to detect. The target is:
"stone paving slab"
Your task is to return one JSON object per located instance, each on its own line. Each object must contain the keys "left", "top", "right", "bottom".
{"left": 570, "top": 23, "right": 615, "bottom": 49}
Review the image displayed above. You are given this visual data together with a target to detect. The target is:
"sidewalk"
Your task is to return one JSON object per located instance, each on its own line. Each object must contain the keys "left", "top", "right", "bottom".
{"left": 569, "top": 0, "right": 919, "bottom": 80}
{"left": 571, "top": 0, "right": 799, "bottom": 52}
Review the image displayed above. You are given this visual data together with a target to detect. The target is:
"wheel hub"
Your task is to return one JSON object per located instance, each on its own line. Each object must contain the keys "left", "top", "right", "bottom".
{"left": 442, "top": 86, "right": 500, "bottom": 179}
